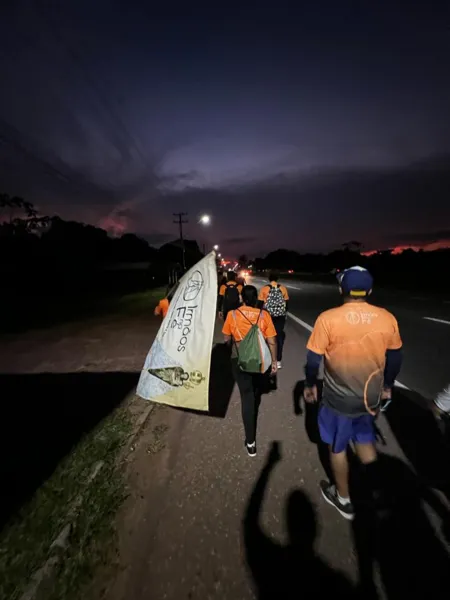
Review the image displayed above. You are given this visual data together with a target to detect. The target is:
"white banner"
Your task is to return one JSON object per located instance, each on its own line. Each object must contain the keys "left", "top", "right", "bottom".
{"left": 137, "top": 252, "right": 218, "bottom": 411}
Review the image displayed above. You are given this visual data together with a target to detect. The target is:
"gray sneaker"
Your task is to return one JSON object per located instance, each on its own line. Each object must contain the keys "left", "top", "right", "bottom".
{"left": 320, "top": 481, "right": 355, "bottom": 520}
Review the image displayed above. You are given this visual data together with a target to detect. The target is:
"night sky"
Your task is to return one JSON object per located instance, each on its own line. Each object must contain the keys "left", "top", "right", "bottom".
{"left": 1, "top": 1, "right": 450, "bottom": 257}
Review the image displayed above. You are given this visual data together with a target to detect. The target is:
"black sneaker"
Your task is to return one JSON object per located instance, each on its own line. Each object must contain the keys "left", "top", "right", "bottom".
{"left": 320, "top": 481, "right": 355, "bottom": 520}
{"left": 246, "top": 441, "right": 257, "bottom": 457}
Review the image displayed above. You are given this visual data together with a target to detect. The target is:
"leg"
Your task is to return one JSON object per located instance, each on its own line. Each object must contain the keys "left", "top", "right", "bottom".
{"left": 355, "top": 443, "right": 377, "bottom": 465}
{"left": 318, "top": 404, "right": 355, "bottom": 519}
{"left": 329, "top": 449, "right": 350, "bottom": 498}
{"left": 231, "top": 360, "right": 257, "bottom": 443}
{"left": 353, "top": 414, "right": 377, "bottom": 464}
{"left": 353, "top": 415, "right": 381, "bottom": 494}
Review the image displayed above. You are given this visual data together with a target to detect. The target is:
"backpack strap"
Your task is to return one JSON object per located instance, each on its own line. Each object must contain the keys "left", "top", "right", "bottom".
{"left": 237, "top": 308, "right": 263, "bottom": 328}
{"left": 232, "top": 310, "right": 244, "bottom": 341}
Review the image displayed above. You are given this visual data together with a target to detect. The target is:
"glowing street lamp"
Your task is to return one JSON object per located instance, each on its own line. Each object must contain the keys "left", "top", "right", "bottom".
{"left": 199, "top": 214, "right": 211, "bottom": 225}
{"left": 213, "top": 244, "right": 219, "bottom": 251}
{"left": 218, "top": 253, "right": 222, "bottom": 258}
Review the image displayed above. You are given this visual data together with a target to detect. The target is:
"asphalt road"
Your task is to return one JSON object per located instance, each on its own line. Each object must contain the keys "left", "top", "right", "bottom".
{"left": 108, "top": 275, "right": 450, "bottom": 600}
{"left": 251, "top": 275, "right": 450, "bottom": 401}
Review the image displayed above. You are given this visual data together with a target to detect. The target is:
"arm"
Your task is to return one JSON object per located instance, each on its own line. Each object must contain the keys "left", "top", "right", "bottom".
{"left": 380, "top": 348, "right": 403, "bottom": 409}
{"left": 217, "top": 293, "right": 224, "bottom": 313}
{"left": 266, "top": 335, "right": 278, "bottom": 373}
{"left": 304, "top": 315, "right": 329, "bottom": 402}
{"left": 257, "top": 286, "right": 267, "bottom": 310}
{"left": 262, "top": 312, "right": 278, "bottom": 374}
{"left": 383, "top": 348, "right": 403, "bottom": 388}
{"left": 381, "top": 317, "right": 403, "bottom": 406}
{"left": 305, "top": 350, "right": 323, "bottom": 387}
{"left": 222, "top": 312, "right": 233, "bottom": 345}
{"left": 303, "top": 350, "right": 323, "bottom": 403}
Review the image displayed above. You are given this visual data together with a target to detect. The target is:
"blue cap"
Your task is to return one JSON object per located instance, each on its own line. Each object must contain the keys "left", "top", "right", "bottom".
{"left": 340, "top": 266, "right": 373, "bottom": 296}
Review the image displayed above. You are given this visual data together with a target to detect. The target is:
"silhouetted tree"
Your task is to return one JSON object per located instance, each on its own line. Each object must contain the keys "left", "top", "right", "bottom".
{"left": 342, "top": 240, "right": 363, "bottom": 253}
{"left": 0, "top": 194, "right": 49, "bottom": 236}
{"left": 238, "top": 254, "right": 249, "bottom": 267}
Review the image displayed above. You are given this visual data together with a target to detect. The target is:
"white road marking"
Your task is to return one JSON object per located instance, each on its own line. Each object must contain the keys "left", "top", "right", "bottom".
{"left": 286, "top": 312, "right": 410, "bottom": 390}
{"left": 393, "top": 380, "right": 410, "bottom": 390}
{"left": 250, "top": 277, "right": 302, "bottom": 291}
{"left": 423, "top": 317, "right": 450, "bottom": 325}
{"left": 286, "top": 312, "right": 313, "bottom": 331}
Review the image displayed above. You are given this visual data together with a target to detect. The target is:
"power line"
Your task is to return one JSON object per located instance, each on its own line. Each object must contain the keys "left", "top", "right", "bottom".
{"left": 173, "top": 212, "right": 188, "bottom": 271}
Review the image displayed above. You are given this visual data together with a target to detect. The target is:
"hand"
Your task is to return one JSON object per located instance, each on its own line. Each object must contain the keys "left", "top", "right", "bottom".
{"left": 270, "top": 360, "right": 278, "bottom": 375}
{"left": 380, "top": 387, "right": 392, "bottom": 412}
{"left": 218, "top": 311, "right": 224, "bottom": 320}
{"left": 381, "top": 387, "right": 392, "bottom": 400}
{"left": 304, "top": 385, "right": 318, "bottom": 403}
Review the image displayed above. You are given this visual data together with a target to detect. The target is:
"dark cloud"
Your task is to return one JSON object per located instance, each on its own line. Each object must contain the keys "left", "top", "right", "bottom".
{"left": 220, "top": 236, "right": 258, "bottom": 245}
{"left": 153, "top": 155, "right": 450, "bottom": 253}
{"left": 115, "top": 208, "right": 134, "bottom": 218}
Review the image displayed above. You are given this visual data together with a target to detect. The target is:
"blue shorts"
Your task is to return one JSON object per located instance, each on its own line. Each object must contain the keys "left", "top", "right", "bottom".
{"left": 318, "top": 404, "right": 376, "bottom": 454}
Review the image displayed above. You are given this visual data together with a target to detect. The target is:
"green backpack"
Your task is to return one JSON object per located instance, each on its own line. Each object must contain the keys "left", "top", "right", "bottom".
{"left": 233, "top": 309, "right": 264, "bottom": 373}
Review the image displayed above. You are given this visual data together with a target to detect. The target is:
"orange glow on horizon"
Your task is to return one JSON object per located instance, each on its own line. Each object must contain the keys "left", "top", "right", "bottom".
{"left": 362, "top": 239, "right": 450, "bottom": 256}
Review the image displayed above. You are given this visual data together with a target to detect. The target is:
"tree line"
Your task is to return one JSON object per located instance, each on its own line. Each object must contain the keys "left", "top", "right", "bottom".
{"left": 0, "top": 194, "right": 202, "bottom": 271}
{"left": 251, "top": 243, "right": 450, "bottom": 292}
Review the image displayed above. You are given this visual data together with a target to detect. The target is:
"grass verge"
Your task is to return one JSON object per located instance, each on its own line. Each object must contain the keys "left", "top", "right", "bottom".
{"left": 0, "top": 407, "right": 133, "bottom": 600}
{"left": 113, "top": 288, "right": 166, "bottom": 316}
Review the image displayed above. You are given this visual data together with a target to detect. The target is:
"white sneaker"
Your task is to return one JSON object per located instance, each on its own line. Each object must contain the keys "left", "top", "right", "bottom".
{"left": 277, "top": 361, "right": 282, "bottom": 369}
{"left": 246, "top": 442, "right": 257, "bottom": 457}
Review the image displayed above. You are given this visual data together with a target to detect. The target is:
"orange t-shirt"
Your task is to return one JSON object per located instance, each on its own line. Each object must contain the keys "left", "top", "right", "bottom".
{"left": 258, "top": 282, "right": 289, "bottom": 303}
{"left": 307, "top": 301, "right": 402, "bottom": 415}
{"left": 154, "top": 298, "right": 169, "bottom": 318}
{"left": 223, "top": 306, "right": 276, "bottom": 341}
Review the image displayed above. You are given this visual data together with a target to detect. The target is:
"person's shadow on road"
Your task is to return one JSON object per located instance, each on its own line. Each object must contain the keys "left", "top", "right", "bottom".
{"left": 351, "top": 452, "right": 450, "bottom": 599}
{"left": 292, "top": 380, "right": 334, "bottom": 483}
{"left": 243, "top": 441, "right": 356, "bottom": 600}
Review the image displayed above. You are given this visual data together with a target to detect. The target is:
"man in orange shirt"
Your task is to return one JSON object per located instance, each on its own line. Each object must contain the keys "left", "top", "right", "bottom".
{"left": 258, "top": 272, "right": 289, "bottom": 369}
{"left": 223, "top": 285, "right": 277, "bottom": 456}
{"left": 218, "top": 271, "right": 243, "bottom": 321}
{"left": 304, "top": 266, "right": 403, "bottom": 519}
{"left": 154, "top": 282, "right": 179, "bottom": 319}
{"left": 154, "top": 297, "right": 169, "bottom": 318}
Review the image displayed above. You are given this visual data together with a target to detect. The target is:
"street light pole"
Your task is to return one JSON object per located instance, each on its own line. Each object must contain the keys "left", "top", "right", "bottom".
{"left": 173, "top": 212, "right": 188, "bottom": 271}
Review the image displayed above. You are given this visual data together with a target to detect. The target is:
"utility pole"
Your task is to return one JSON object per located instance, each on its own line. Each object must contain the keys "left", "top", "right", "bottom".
{"left": 173, "top": 212, "right": 188, "bottom": 271}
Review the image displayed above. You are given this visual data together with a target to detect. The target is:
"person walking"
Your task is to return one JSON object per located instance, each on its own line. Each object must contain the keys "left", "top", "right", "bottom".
{"left": 154, "top": 282, "right": 179, "bottom": 319}
{"left": 303, "top": 266, "right": 403, "bottom": 519}
{"left": 218, "top": 270, "right": 243, "bottom": 321}
{"left": 258, "top": 271, "right": 289, "bottom": 369}
{"left": 223, "top": 285, "right": 277, "bottom": 456}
